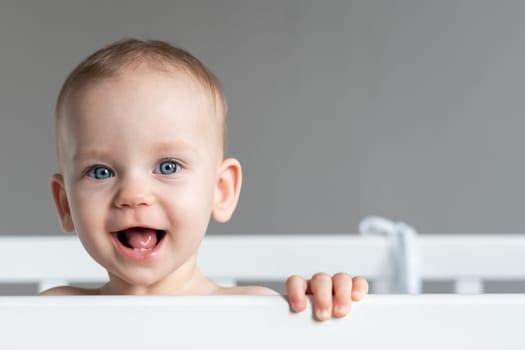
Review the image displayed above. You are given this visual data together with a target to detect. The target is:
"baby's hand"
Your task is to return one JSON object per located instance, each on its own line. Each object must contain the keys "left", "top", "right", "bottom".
{"left": 286, "top": 273, "right": 368, "bottom": 321}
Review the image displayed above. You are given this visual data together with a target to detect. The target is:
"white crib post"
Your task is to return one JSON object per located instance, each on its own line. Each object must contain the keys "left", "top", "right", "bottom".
{"left": 455, "top": 278, "right": 483, "bottom": 294}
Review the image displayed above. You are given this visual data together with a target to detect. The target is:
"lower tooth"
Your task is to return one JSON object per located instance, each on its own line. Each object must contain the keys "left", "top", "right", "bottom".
{"left": 134, "top": 248, "right": 150, "bottom": 252}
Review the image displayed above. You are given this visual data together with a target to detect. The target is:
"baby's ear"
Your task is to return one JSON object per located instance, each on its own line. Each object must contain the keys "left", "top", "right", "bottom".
{"left": 212, "top": 158, "right": 242, "bottom": 223}
{"left": 50, "top": 173, "right": 75, "bottom": 232}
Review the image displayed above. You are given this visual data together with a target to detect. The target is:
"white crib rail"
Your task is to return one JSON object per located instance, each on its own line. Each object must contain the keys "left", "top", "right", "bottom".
{"left": 0, "top": 295, "right": 524, "bottom": 349}
{"left": 0, "top": 235, "right": 390, "bottom": 292}
{"left": 419, "top": 235, "right": 525, "bottom": 293}
{"left": 1, "top": 234, "right": 525, "bottom": 293}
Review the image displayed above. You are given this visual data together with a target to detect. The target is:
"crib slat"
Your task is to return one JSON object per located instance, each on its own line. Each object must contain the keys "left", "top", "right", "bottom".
{"left": 455, "top": 278, "right": 483, "bottom": 294}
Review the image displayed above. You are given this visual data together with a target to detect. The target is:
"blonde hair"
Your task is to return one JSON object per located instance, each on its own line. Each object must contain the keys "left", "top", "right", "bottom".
{"left": 55, "top": 38, "right": 227, "bottom": 155}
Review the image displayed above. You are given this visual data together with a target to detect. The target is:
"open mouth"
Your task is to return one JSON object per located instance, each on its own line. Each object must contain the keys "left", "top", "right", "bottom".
{"left": 116, "top": 227, "right": 166, "bottom": 252}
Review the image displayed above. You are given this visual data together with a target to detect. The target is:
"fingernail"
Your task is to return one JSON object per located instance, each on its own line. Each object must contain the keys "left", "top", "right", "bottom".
{"left": 317, "top": 308, "right": 330, "bottom": 320}
{"left": 352, "top": 291, "right": 363, "bottom": 301}
{"left": 335, "top": 304, "right": 347, "bottom": 315}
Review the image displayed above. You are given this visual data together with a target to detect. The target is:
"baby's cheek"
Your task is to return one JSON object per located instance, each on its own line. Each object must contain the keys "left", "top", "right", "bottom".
{"left": 171, "top": 196, "right": 211, "bottom": 236}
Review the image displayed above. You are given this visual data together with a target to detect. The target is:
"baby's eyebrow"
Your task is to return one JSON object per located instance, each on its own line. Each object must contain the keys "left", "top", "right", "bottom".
{"left": 72, "top": 149, "right": 110, "bottom": 163}
{"left": 72, "top": 141, "right": 199, "bottom": 163}
{"left": 149, "top": 141, "right": 199, "bottom": 157}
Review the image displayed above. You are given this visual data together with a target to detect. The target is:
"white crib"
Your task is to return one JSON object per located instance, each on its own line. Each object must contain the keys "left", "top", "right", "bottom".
{"left": 1, "top": 232, "right": 525, "bottom": 349}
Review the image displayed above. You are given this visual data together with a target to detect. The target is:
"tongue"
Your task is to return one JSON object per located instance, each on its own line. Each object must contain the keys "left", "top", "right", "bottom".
{"left": 123, "top": 228, "right": 158, "bottom": 249}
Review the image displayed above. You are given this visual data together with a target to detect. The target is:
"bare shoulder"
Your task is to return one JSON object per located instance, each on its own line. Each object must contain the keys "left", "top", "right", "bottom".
{"left": 40, "top": 286, "right": 100, "bottom": 296}
{"left": 214, "top": 285, "right": 279, "bottom": 296}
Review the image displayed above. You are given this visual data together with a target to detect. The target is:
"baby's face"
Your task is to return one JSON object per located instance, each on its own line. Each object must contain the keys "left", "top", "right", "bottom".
{"left": 55, "top": 67, "right": 225, "bottom": 290}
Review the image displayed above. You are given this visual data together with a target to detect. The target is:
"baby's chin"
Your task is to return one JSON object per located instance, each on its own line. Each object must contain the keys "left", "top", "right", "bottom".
{"left": 104, "top": 257, "right": 200, "bottom": 295}
{"left": 104, "top": 271, "right": 175, "bottom": 295}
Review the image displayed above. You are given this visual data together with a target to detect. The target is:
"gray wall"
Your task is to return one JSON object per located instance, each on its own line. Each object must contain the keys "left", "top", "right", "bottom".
{"left": 1, "top": 0, "right": 524, "bottom": 236}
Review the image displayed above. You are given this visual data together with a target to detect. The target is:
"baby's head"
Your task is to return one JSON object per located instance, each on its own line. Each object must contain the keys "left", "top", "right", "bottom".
{"left": 51, "top": 39, "right": 242, "bottom": 291}
{"left": 56, "top": 38, "right": 228, "bottom": 161}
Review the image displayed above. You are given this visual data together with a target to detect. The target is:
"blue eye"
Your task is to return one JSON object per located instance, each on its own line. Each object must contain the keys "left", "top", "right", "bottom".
{"left": 156, "top": 160, "right": 180, "bottom": 175}
{"left": 87, "top": 166, "right": 114, "bottom": 180}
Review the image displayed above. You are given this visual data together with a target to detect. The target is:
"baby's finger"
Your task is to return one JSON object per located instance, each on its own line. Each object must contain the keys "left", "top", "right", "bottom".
{"left": 332, "top": 272, "right": 353, "bottom": 318}
{"left": 309, "top": 272, "right": 333, "bottom": 321}
{"left": 285, "top": 275, "right": 308, "bottom": 312}
{"left": 351, "top": 276, "right": 369, "bottom": 301}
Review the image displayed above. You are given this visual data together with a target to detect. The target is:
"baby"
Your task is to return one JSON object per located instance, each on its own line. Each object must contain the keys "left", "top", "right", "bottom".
{"left": 42, "top": 38, "right": 368, "bottom": 320}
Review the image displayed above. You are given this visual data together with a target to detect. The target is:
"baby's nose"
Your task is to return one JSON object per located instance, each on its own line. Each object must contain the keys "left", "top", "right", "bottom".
{"left": 113, "top": 177, "right": 155, "bottom": 208}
